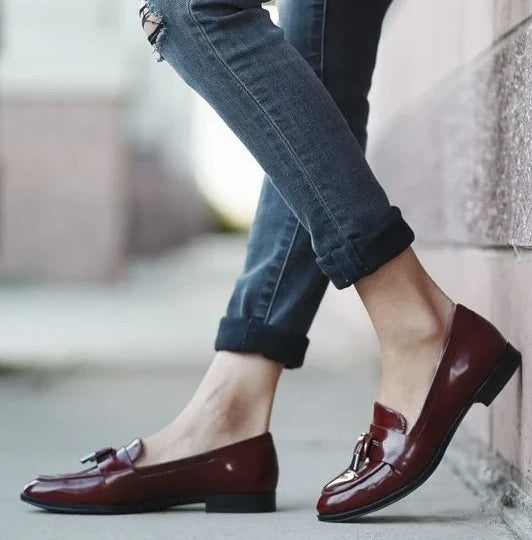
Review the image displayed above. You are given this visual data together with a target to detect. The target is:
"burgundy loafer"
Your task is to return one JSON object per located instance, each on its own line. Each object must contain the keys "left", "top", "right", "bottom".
{"left": 317, "top": 304, "right": 521, "bottom": 522}
{"left": 21, "top": 432, "right": 278, "bottom": 514}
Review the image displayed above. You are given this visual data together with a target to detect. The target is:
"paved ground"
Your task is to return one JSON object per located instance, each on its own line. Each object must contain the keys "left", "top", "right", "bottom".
{"left": 0, "top": 235, "right": 376, "bottom": 371}
{"left": 0, "top": 235, "right": 518, "bottom": 539}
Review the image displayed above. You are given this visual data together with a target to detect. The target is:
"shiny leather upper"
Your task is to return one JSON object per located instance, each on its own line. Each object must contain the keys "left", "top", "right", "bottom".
{"left": 318, "top": 304, "right": 508, "bottom": 516}
{"left": 23, "top": 432, "right": 278, "bottom": 506}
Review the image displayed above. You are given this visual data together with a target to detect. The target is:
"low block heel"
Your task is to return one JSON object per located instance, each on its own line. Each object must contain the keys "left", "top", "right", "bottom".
{"left": 475, "top": 343, "right": 522, "bottom": 406}
{"left": 205, "top": 492, "right": 276, "bottom": 513}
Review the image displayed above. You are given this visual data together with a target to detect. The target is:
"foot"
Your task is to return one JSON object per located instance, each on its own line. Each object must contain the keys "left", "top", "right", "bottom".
{"left": 136, "top": 351, "right": 282, "bottom": 466}
{"left": 318, "top": 305, "right": 521, "bottom": 522}
{"left": 376, "top": 300, "right": 455, "bottom": 431}
{"left": 21, "top": 351, "right": 281, "bottom": 514}
{"left": 22, "top": 433, "right": 279, "bottom": 514}
{"left": 355, "top": 248, "right": 456, "bottom": 431}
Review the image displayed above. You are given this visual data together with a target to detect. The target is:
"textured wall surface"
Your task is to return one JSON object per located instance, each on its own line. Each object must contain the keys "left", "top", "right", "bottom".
{"left": 365, "top": 0, "right": 532, "bottom": 503}
{"left": 370, "top": 17, "right": 532, "bottom": 246}
{"left": 419, "top": 248, "right": 532, "bottom": 495}
{"left": 368, "top": 0, "right": 532, "bottom": 135}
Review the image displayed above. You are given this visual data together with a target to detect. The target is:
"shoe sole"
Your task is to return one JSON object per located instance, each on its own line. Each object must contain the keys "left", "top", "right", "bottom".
{"left": 20, "top": 491, "right": 276, "bottom": 514}
{"left": 318, "top": 342, "right": 522, "bottom": 523}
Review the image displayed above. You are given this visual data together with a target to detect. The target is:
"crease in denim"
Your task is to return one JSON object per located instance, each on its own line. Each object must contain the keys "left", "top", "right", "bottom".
{"left": 186, "top": 0, "right": 346, "bottom": 244}
{"left": 319, "top": 0, "right": 328, "bottom": 80}
{"left": 263, "top": 220, "right": 301, "bottom": 323}
{"left": 260, "top": 0, "right": 329, "bottom": 325}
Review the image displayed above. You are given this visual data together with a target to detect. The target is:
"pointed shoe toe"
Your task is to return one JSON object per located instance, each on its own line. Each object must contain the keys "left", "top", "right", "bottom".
{"left": 21, "top": 480, "right": 39, "bottom": 500}
{"left": 317, "top": 304, "right": 522, "bottom": 522}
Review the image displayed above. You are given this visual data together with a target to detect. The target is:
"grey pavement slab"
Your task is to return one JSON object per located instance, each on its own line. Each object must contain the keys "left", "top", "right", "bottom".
{"left": 0, "top": 234, "right": 376, "bottom": 372}
{"left": 0, "top": 366, "right": 514, "bottom": 540}
{"left": 0, "top": 234, "right": 516, "bottom": 538}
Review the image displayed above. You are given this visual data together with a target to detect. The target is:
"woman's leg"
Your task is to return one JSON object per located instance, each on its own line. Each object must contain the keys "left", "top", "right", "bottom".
{"left": 142, "top": 0, "right": 414, "bottom": 290}
{"left": 138, "top": 0, "right": 455, "bottom": 479}
{"left": 138, "top": 0, "right": 395, "bottom": 466}
{"left": 215, "top": 0, "right": 393, "bottom": 368}
{"left": 22, "top": 1, "right": 519, "bottom": 519}
{"left": 139, "top": 0, "right": 456, "bottom": 478}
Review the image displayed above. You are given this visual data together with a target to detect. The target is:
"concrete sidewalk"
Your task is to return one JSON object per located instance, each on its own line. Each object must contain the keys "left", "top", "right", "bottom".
{"left": 0, "top": 235, "right": 519, "bottom": 539}
{"left": 0, "top": 365, "right": 515, "bottom": 540}
{"left": 0, "top": 234, "right": 376, "bottom": 371}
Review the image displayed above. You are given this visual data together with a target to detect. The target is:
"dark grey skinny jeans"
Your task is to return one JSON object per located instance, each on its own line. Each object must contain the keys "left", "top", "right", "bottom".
{"left": 145, "top": 0, "right": 414, "bottom": 368}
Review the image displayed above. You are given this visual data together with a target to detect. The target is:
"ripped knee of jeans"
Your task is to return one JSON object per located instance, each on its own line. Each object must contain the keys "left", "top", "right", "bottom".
{"left": 139, "top": 1, "right": 166, "bottom": 60}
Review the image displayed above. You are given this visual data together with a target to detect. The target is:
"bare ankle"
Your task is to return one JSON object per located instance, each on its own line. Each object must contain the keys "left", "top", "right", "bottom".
{"left": 192, "top": 351, "right": 281, "bottom": 422}
{"left": 172, "top": 352, "right": 280, "bottom": 441}
{"left": 355, "top": 248, "right": 454, "bottom": 358}
{"left": 380, "top": 300, "right": 454, "bottom": 361}
{"left": 138, "top": 354, "right": 280, "bottom": 465}
{"left": 189, "top": 388, "right": 271, "bottom": 437}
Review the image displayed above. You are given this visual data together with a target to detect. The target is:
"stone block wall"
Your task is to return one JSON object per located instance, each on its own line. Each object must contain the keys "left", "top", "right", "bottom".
{"left": 365, "top": 0, "right": 532, "bottom": 508}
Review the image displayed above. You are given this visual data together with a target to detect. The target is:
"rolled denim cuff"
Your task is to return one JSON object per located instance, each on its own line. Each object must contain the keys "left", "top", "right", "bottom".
{"left": 215, "top": 317, "right": 309, "bottom": 369}
{"left": 316, "top": 206, "right": 415, "bottom": 290}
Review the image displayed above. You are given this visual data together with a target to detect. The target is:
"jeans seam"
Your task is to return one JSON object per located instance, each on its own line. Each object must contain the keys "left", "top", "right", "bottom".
{"left": 319, "top": 0, "right": 328, "bottom": 81}
{"left": 257, "top": 0, "right": 330, "bottom": 323}
{"left": 263, "top": 219, "right": 301, "bottom": 324}
{"left": 186, "top": 0, "right": 345, "bottom": 241}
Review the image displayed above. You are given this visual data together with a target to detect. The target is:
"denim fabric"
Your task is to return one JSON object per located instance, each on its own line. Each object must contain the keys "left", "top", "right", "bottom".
{"left": 147, "top": 0, "right": 414, "bottom": 366}
{"left": 215, "top": 0, "right": 395, "bottom": 368}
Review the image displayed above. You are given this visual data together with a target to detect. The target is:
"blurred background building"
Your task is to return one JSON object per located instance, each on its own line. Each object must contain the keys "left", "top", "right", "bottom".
{"left": 0, "top": 0, "right": 531, "bottom": 535}
{"left": 0, "top": 0, "right": 272, "bottom": 282}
